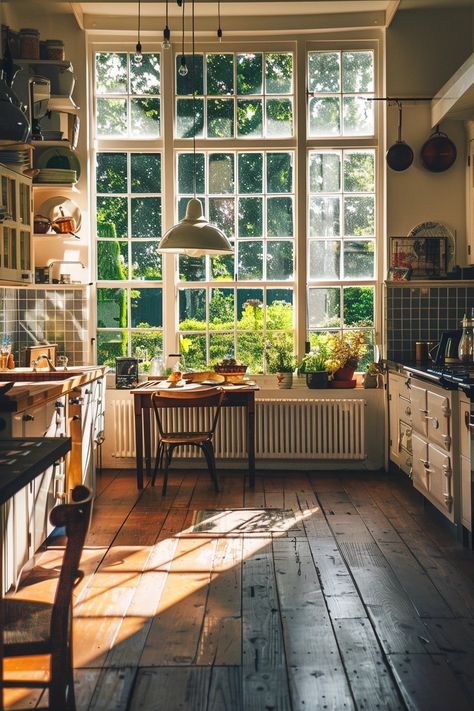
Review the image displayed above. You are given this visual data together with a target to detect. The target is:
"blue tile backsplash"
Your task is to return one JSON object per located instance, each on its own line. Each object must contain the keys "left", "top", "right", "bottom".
{"left": 386, "top": 283, "right": 474, "bottom": 363}
{"left": 0, "top": 288, "right": 87, "bottom": 366}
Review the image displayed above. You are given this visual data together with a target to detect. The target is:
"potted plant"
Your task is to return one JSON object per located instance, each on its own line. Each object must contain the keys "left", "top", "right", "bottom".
{"left": 363, "top": 361, "right": 383, "bottom": 388}
{"left": 325, "top": 331, "right": 368, "bottom": 387}
{"left": 300, "top": 342, "right": 331, "bottom": 389}
{"left": 265, "top": 335, "right": 297, "bottom": 389}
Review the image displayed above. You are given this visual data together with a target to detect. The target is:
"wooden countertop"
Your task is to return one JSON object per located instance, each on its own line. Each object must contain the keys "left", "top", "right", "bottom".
{"left": 0, "top": 366, "right": 108, "bottom": 413}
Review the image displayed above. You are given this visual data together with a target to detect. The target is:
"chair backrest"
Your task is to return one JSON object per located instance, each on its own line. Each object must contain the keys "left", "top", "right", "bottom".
{"left": 49, "top": 485, "right": 93, "bottom": 642}
{"left": 152, "top": 387, "right": 225, "bottom": 438}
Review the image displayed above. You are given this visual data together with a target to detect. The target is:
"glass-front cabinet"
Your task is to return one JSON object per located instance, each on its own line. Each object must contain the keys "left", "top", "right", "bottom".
{"left": 0, "top": 163, "right": 32, "bottom": 283}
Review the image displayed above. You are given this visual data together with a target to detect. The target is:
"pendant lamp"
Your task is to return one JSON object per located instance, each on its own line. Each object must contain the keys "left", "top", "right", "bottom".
{"left": 158, "top": 0, "right": 233, "bottom": 257}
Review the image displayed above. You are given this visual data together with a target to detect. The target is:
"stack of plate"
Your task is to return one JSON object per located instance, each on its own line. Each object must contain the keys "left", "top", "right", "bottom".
{"left": 35, "top": 168, "right": 77, "bottom": 184}
{"left": 0, "top": 149, "right": 31, "bottom": 168}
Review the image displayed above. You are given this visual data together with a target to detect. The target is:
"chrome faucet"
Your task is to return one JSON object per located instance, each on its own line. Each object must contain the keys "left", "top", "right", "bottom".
{"left": 32, "top": 354, "right": 57, "bottom": 372}
{"left": 47, "top": 261, "right": 86, "bottom": 282}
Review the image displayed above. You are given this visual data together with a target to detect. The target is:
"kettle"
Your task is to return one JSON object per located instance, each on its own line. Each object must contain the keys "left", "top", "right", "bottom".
{"left": 433, "top": 330, "right": 462, "bottom": 365}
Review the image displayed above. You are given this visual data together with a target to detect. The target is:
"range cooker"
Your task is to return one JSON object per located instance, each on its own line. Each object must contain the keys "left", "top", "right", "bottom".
{"left": 404, "top": 363, "right": 474, "bottom": 547}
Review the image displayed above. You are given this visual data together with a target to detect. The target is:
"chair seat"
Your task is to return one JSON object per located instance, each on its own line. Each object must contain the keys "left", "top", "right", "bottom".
{"left": 3, "top": 597, "right": 52, "bottom": 650}
{"left": 160, "top": 431, "right": 213, "bottom": 446}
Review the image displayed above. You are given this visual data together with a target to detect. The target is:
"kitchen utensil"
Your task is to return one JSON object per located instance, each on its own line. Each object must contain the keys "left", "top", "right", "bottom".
{"left": 386, "top": 102, "right": 413, "bottom": 172}
{"left": 420, "top": 125, "right": 457, "bottom": 172}
{"left": 433, "top": 330, "right": 462, "bottom": 365}
{"left": 34, "top": 214, "right": 50, "bottom": 233}
{"left": 36, "top": 196, "right": 82, "bottom": 232}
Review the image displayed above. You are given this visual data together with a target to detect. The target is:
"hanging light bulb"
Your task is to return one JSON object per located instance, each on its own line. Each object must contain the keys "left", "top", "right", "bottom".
{"left": 158, "top": 0, "right": 233, "bottom": 257}
{"left": 216, "top": 1, "right": 223, "bottom": 43}
{"left": 177, "top": 0, "right": 188, "bottom": 76}
{"left": 133, "top": 0, "right": 143, "bottom": 67}
{"left": 162, "top": 0, "right": 171, "bottom": 49}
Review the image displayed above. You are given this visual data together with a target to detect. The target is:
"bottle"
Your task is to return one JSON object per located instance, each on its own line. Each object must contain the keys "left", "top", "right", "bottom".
{"left": 458, "top": 314, "right": 474, "bottom": 364}
{"left": 150, "top": 352, "right": 165, "bottom": 376}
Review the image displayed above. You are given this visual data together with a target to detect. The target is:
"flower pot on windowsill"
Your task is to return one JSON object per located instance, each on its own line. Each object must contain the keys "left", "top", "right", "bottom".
{"left": 306, "top": 371, "right": 329, "bottom": 389}
{"left": 277, "top": 372, "right": 293, "bottom": 389}
{"left": 333, "top": 365, "right": 356, "bottom": 381}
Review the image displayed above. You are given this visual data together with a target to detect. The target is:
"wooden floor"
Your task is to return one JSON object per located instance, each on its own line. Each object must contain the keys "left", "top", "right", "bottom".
{"left": 5, "top": 467, "right": 474, "bottom": 710}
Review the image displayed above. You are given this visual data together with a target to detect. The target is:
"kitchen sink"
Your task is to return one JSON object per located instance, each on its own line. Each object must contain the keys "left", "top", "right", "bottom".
{"left": 0, "top": 367, "right": 101, "bottom": 382}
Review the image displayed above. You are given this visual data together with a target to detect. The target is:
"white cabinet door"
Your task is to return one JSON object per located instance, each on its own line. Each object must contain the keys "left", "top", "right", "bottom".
{"left": 428, "top": 444, "right": 454, "bottom": 522}
{"left": 412, "top": 433, "right": 429, "bottom": 494}
{"left": 461, "top": 455, "right": 471, "bottom": 531}
{"left": 427, "top": 390, "right": 451, "bottom": 452}
{"left": 411, "top": 383, "right": 428, "bottom": 436}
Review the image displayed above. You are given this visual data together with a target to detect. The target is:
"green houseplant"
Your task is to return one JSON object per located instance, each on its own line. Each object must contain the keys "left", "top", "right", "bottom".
{"left": 265, "top": 335, "right": 297, "bottom": 388}
{"left": 325, "top": 330, "right": 369, "bottom": 386}
{"left": 300, "top": 343, "right": 331, "bottom": 389}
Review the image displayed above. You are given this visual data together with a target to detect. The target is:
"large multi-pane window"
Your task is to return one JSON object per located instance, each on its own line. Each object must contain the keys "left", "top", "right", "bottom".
{"left": 92, "top": 41, "right": 379, "bottom": 371}
{"left": 306, "top": 49, "right": 376, "bottom": 366}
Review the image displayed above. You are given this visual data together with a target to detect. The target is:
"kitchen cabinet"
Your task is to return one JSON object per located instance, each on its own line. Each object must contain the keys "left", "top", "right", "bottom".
{"left": 410, "top": 376, "right": 458, "bottom": 523}
{"left": 467, "top": 123, "right": 474, "bottom": 264}
{"left": 67, "top": 374, "right": 106, "bottom": 491}
{"left": 459, "top": 392, "right": 471, "bottom": 532}
{"left": 388, "top": 372, "right": 412, "bottom": 476}
{"left": 0, "top": 163, "right": 32, "bottom": 284}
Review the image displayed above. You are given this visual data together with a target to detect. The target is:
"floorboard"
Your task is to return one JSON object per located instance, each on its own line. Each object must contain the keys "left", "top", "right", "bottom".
{"left": 3, "top": 468, "right": 474, "bottom": 710}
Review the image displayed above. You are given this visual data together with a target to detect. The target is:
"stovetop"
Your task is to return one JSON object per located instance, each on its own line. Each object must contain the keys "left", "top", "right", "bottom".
{"left": 426, "top": 365, "right": 474, "bottom": 385}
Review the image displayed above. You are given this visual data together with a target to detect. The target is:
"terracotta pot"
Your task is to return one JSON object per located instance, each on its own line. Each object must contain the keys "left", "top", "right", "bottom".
{"left": 333, "top": 365, "right": 356, "bottom": 381}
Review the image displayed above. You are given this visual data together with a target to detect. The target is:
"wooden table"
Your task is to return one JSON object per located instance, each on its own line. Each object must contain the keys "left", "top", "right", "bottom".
{"left": 131, "top": 381, "right": 257, "bottom": 489}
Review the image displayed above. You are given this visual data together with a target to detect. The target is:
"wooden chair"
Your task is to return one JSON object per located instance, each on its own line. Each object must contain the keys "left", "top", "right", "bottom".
{"left": 2, "top": 485, "right": 93, "bottom": 711}
{"left": 151, "top": 387, "right": 225, "bottom": 495}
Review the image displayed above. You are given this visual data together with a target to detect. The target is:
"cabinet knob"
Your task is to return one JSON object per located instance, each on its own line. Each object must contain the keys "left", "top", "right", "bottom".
{"left": 22, "top": 413, "right": 34, "bottom": 422}
{"left": 69, "top": 397, "right": 83, "bottom": 405}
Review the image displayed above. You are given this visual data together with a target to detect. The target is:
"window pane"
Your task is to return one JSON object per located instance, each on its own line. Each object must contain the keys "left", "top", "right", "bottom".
{"left": 267, "top": 240, "right": 293, "bottom": 280}
{"left": 96, "top": 153, "right": 127, "bottom": 193}
{"left": 178, "top": 153, "right": 205, "bottom": 194}
{"left": 176, "top": 54, "right": 203, "bottom": 95}
{"left": 97, "top": 287, "right": 128, "bottom": 328}
{"left": 342, "top": 51, "right": 373, "bottom": 93}
{"left": 238, "top": 241, "right": 263, "bottom": 280}
{"left": 131, "top": 332, "right": 163, "bottom": 360}
{"left": 344, "top": 196, "right": 375, "bottom": 236}
{"left": 179, "top": 288, "right": 206, "bottom": 326}
{"left": 131, "top": 288, "right": 162, "bottom": 327}
{"left": 238, "top": 153, "right": 262, "bottom": 193}
{"left": 97, "top": 241, "right": 128, "bottom": 280}
{"left": 266, "top": 98, "right": 293, "bottom": 137}
{"left": 176, "top": 98, "right": 204, "bottom": 138}
{"left": 343, "top": 96, "right": 373, "bottom": 135}
{"left": 97, "top": 98, "right": 127, "bottom": 136}
{"left": 237, "top": 332, "right": 264, "bottom": 373}
{"left": 266, "top": 289, "right": 293, "bottom": 329}
{"left": 131, "top": 153, "right": 161, "bottom": 193}
{"left": 130, "top": 53, "right": 160, "bottom": 94}
{"left": 131, "top": 197, "right": 161, "bottom": 237}
{"left": 343, "top": 286, "right": 374, "bottom": 326}
{"left": 309, "top": 152, "right": 340, "bottom": 193}
{"left": 343, "top": 241, "right": 375, "bottom": 279}
{"left": 237, "top": 289, "right": 263, "bottom": 325}
{"left": 265, "top": 53, "right": 292, "bottom": 94}
{"left": 267, "top": 153, "right": 293, "bottom": 193}
{"left": 343, "top": 151, "right": 374, "bottom": 192}
{"left": 209, "top": 197, "right": 235, "bottom": 237}
{"left": 309, "top": 240, "right": 340, "bottom": 280}
{"left": 97, "top": 197, "right": 128, "bottom": 237}
{"left": 130, "top": 98, "right": 160, "bottom": 137}
{"left": 209, "top": 153, "right": 234, "bottom": 193}
{"left": 207, "top": 99, "right": 234, "bottom": 138}
{"left": 238, "top": 197, "right": 263, "bottom": 237}
{"left": 267, "top": 197, "right": 293, "bottom": 237}
{"left": 237, "top": 99, "right": 262, "bottom": 136}
{"left": 309, "top": 196, "right": 340, "bottom": 237}
{"left": 211, "top": 254, "right": 234, "bottom": 280}
{"left": 179, "top": 256, "right": 206, "bottom": 282}
{"left": 308, "top": 287, "right": 341, "bottom": 328}
{"left": 131, "top": 242, "right": 162, "bottom": 280}
{"left": 97, "top": 331, "right": 128, "bottom": 365}
{"left": 237, "top": 53, "right": 262, "bottom": 94}
{"left": 308, "top": 52, "right": 340, "bottom": 93}
{"left": 210, "top": 333, "right": 235, "bottom": 365}
{"left": 309, "top": 97, "right": 340, "bottom": 137}
{"left": 95, "top": 52, "right": 127, "bottom": 94}
{"left": 207, "top": 53, "right": 234, "bottom": 94}
{"left": 209, "top": 288, "right": 235, "bottom": 328}
{"left": 180, "top": 334, "right": 207, "bottom": 369}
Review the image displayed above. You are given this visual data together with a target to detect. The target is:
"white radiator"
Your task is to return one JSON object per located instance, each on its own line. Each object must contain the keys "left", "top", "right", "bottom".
{"left": 112, "top": 398, "right": 366, "bottom": 461}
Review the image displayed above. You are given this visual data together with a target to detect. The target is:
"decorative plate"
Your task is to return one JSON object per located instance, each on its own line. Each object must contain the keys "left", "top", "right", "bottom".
{"left": 407, "top": 221, "right": 455, "bottom": 270}
{"left": 36, "top": 196, "right": 82, "bottom": 231}
{"left": 36, "top": 147, "right": 81, "bottom": 180}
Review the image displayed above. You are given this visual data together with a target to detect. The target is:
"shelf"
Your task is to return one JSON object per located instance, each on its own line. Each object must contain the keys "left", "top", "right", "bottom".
{"left": 31, "top": 140, "right": 72, "bottom": 149}
{"left": 432, "top": 52, "right": 474, "bottom": 123}
{"left": 32, "top": 183, "right": 79, "bottom": 191}
{"left": 31, "top": 283, "right": 90, "bottom": 289}
{"left": 47, "top": 96, "right": 80, "bottom": 113}
{"left": 15, "top": 58, "right": 72, "bottom": 69}
{"left": 33, "top": 233, "right": 80, "bottom": 241}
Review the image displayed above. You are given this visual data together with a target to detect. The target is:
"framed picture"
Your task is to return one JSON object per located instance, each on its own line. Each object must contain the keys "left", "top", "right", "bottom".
{"left": 389, "top": 236, "right": 447, "bottom": 278}
{"left": 387, "top": 266, "right": 411, "bottom": 282}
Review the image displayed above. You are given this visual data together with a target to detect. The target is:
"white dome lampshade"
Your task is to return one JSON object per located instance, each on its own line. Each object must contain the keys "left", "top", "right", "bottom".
{"left": 158, "top": 198, "right": 233, "bottom": 257}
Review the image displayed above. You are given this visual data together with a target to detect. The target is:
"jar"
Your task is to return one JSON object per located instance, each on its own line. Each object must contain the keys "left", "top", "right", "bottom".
{"left": 45, "top": 39, "right": 65, "bottom": 61}
{"left": 19, "top": 28, "right": 40, "bottom": 59}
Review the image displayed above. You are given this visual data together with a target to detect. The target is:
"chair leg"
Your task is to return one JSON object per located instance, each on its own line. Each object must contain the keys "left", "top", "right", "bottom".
{"left": 50, "top": 644, "right": 76, "bottom": 711}
{"left": 201, "top": 442, "right": 220, "bottom": 492}
{"left": 151, "top": 441, "right": 164, "bottom": 487}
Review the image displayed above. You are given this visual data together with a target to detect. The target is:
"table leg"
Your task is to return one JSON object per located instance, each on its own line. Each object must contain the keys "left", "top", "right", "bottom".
{"left": 143, "top": 408, "right": 152, "bottom": 480}
{"left": 247, "top": 396, "right": 256, "bottom": 488}
{"left": 134, "top": 405, "right": 144, "bottom": 490}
